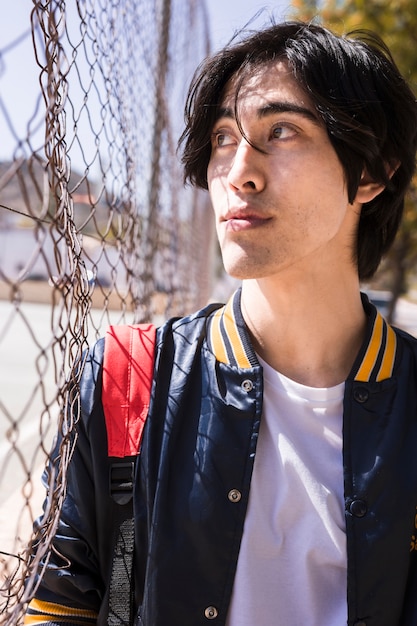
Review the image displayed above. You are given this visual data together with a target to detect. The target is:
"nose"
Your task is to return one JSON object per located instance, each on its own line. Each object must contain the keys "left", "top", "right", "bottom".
{"left": 227, "top": 139, "right": 265, "bottom": 193}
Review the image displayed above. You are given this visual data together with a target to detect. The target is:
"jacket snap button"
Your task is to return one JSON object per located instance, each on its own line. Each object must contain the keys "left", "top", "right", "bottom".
{"left": 241, "top": 379, "right": 253, "bottom": 392}
{"left": 353, "top": 387, "right": 369, "bottom": 403}
{"left": 228, "top": 489, "right": 242, "bottom": 503}
{"left": 349, "top": 499, "right": 367, "bottom": 517}
{"left": 204, "top": 606, "right": 218, "bottom": 619}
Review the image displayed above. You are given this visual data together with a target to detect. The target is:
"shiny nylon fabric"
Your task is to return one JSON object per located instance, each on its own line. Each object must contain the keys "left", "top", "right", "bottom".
{"left": 27, "top": 295, "right": 417, "bottom": 625}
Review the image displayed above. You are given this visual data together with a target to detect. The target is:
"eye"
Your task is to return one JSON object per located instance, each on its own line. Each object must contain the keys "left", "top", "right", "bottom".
{"left": 271, "top": 124, "right": 298, "bottom": 140}
{"left": 212, "top": 129, "right": 236, "bottom": 148}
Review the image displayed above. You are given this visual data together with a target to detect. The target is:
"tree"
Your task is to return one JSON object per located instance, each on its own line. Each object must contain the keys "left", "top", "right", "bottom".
{"left": 291, "top": 0, "right": 417, "bottom": 321}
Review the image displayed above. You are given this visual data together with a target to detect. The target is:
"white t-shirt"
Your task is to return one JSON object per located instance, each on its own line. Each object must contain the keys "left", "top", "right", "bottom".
{"left": 226, "top": 356, "right": 347, "bottom": 626}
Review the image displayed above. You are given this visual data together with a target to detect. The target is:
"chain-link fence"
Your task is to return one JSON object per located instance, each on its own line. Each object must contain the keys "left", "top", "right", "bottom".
{"left": 0, "top": 0, "right": 212, "bottom": 621}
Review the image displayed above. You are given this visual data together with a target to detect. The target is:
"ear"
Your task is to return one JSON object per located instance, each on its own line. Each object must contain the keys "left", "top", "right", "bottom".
{"left": 354, "top": 164, "right": 398, "bottom": 204}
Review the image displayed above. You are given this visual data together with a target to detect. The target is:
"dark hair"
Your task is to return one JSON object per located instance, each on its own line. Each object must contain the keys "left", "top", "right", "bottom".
{"left": 179, "top": 21, "right": 417, "bottom": 279}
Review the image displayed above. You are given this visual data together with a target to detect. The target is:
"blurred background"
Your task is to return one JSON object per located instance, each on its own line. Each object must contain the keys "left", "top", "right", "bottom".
{"left": 1, "top": 1, "right": 416, "bottom": 622}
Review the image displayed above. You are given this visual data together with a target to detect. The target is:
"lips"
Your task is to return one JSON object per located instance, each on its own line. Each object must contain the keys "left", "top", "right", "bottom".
{"left": 222, "top": 208, "right": 271, "bottom": 231}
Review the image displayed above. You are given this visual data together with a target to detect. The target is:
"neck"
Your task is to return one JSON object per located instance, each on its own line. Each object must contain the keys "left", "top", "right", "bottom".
{"left": 240, "top": 272, "right": 366, "bottom": 387}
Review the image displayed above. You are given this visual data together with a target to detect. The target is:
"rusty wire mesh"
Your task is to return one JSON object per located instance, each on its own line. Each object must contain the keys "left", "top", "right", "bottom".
{"left": 0, "top": 0, "right": 212, "bottom": 621}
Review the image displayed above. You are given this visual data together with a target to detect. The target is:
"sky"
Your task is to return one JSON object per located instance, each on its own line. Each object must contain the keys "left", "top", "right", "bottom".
{"left": 207, "top": 0, "right": 293, "bottom": 50}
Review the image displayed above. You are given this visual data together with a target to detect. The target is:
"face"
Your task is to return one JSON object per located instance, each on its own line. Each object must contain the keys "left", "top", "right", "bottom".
{"left": 207, "top": 61, "right": 361, "bottom": 281}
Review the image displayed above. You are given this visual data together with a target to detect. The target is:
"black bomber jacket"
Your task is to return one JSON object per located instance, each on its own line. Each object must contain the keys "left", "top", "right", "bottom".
{"left": 25, "top": 290, "right": 417, "bottom": 626}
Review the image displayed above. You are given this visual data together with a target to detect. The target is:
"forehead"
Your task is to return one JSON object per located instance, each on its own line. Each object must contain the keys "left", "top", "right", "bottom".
{"left": 219, "top": 60, "right": 316, "bottom": 117}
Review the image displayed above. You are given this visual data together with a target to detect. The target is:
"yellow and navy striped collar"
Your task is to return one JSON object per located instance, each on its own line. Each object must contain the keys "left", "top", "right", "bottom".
{"left": 353, "top": 294, "right": 397, "bottom": 382}
{"left": 209, "top": 290, "right": 258, "bottom": 370}
{"left": 208, "top": 289, "right": 397, "bottom": 382}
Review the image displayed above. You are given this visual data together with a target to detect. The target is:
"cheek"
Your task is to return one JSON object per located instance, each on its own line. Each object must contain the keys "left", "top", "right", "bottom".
{"left": 208, "top": 154, "right": 233, "bottom": 185}
{"left": 208, "top": 174, "right": 228, "bottom": 210}
{"left": 207, "top": 164, "right": 218, "bottom": 198}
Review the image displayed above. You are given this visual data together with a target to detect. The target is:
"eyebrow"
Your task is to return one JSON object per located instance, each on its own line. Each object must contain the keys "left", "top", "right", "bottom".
{"left": 216, "top": 101, "right": 320, "bottom": 125}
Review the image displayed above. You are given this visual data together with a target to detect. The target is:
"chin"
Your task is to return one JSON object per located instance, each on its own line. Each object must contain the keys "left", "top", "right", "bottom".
{"left": 221, "top": 247, "right": 275, "bottom": 281}
{"left": 223, "top": 261, "right": 267, "bottom": 281}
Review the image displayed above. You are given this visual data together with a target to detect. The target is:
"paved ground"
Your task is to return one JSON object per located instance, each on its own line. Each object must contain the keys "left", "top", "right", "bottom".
{"left": 0, "top": 300, "right": 134, "bottom": 574}
{"left": 393, "top": 296, "right": 417, "bottom": 336}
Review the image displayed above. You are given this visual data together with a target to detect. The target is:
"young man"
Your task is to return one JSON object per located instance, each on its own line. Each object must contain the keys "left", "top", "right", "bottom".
{"left": 25, "top": 21, "right": 417, "bottom": 626}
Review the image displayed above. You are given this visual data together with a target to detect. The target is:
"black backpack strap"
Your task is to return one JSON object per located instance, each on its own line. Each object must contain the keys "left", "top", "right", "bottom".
{"left": 107, "top": 459, "right": 136, "bottom": 625}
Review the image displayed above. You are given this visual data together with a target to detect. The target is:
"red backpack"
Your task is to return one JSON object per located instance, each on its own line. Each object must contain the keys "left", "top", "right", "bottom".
{"left": 101, "top": 323, "right": 156, "bottom": 625}
{"left": 102, "top": 323, "right": 156, "bottom": 458}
